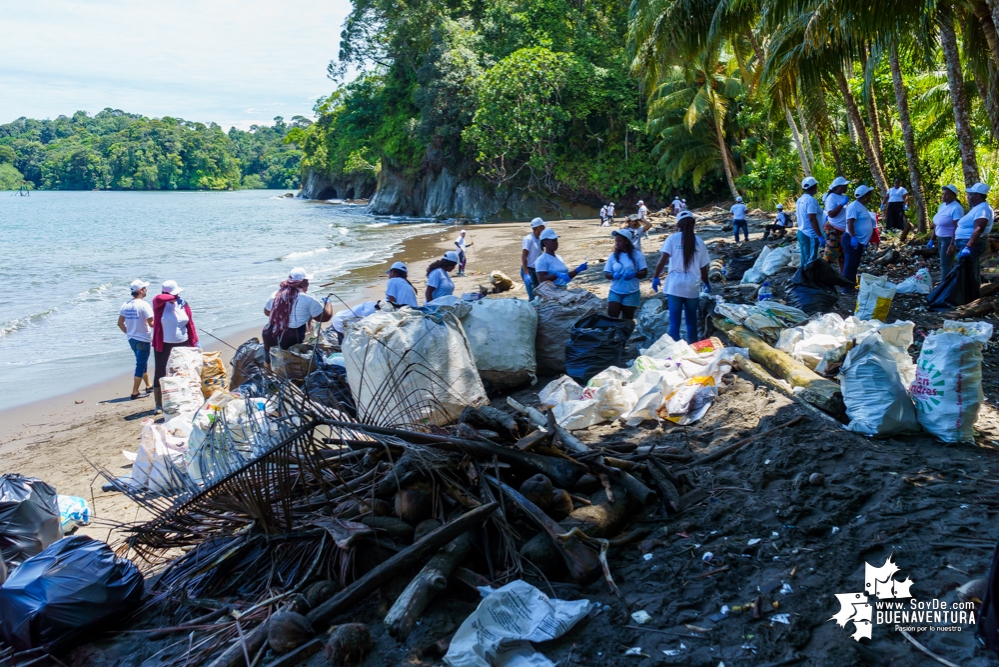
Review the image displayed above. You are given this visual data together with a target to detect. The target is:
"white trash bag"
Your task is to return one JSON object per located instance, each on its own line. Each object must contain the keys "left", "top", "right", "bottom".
{"left": 460, "top": 298, "right": 538, "bottom": 390}
{"left": 839, "top": 334, "right": 918, "bottom": 436}
{"left": 910, "top": 321, "right": 993, "bottom": 442}
{"left": 895, "top": 268, "right": 933, "bottom": 295}
{"left": 760, "top": 245, "right": 792, "bottom": 275}
{"left": 855, "top": 273, "right": 896, "bottom": 321}
{"left": 742, "top": 246, "right": 772, "bottom": 284}
{"left": 125, "top": 418, "right": 191, "bottom": 494}
{"left": 538, "top": 376, "right": 583, "bottom": 409}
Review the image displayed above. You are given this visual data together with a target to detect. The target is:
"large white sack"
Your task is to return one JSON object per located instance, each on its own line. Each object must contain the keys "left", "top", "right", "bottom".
{"left": 895, "top": 268, "right": 933, "bottom": 295}
{"left": 166, "top": 346, "right": 203, "bottom": 379}
{"left": 760, "top": 246, "right": 793, "bottom": 275}
{"left": 343, "top": 308, "right": 488, "bottom": 427}
{"left": 855, "top": 273, "right": 896, "bottom": 321}
{"left": 159, "top": 375, "right": 204, "bottom": 419}
{"left": 742, "top": 246, "right": 772, "bottom": 284}
{"left": 910, "top": 321, "right": 992, "bottom": 442}
{"left": 840, "top": 334, "right": 918, "bottom": 436}
{"left": 127, "top": 418, "right": 190, "bottom": 494}
{"left": 460, "top": 298, "right": 538, "bottom": 389}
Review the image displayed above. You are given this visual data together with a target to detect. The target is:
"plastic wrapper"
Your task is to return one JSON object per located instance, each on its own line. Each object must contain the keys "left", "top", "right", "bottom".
{"left": 0, "top": 536, "right": 144, "bottom": 651}
{"left": 0, "top": 475, "right": 63, "bottom": 567}
{"left": 538, "top": 376, "right": 583, "bottom": 409}
{"left": 56, "top": 496, "right": 90, "bottom": 533}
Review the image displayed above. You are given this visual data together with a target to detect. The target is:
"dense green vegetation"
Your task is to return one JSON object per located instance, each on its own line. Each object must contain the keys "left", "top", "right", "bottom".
{"left": 0, "top": 110, "right": 306, "bottom": 190}
{"left": 301, "top": 0, "right": 999, "bottom": 221}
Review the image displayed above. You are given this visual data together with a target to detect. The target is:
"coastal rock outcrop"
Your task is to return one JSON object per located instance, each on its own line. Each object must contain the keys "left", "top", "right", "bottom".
{"left": 298, "top": 169, "right": 376, "bottom": 201}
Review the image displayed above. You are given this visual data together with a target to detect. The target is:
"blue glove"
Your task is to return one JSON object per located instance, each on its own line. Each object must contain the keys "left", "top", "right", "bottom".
{"left": 623, "top": 271, "right": 636, "bottom": 281}
{"left": 611, "top": 270, "right": 625, "bottom": 280}
{"left": 927, "top": 239, "right": 934, "bottom": 249}
{"left": 575, "top": 262, "right": 588, "bottom": 273}
{"left": 651, "top": 277, "right": 662, "bottom": 292}
{"left": 959, "top": 247, "right": 972, "bottom": 259}
{"left": 818, "top": 237, "right": 827, "bottom": 248}
{"left": 556, "top": 271, "right": 572, "bottom": 283}
{"left": 702, "top": 282, "right": 712, "bottom": 293}
{"left": 850, "top": 236, "right": 860, "bottom": 248}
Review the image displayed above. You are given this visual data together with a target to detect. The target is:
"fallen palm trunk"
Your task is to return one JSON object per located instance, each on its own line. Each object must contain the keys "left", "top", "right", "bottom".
{"left": 713, "top": 318, "right": 844, "bottom": 414}
{"left": 733, "top": 354, "right": 842, "bottom": 427}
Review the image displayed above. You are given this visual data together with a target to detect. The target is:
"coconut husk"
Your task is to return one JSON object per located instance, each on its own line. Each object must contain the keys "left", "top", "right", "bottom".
{"left": 268, "top": 611, "right": 315, "bottom": 654}
{"left": 323, "top": 623, "right": 373, "bottom": 665}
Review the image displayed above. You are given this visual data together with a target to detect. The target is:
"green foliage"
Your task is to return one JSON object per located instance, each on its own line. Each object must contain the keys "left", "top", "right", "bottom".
{"left": 0, "top": 109, "right": 303, "bottom": 190}
{"left": 0, "top": 163, "right": 25, "bottom": 190}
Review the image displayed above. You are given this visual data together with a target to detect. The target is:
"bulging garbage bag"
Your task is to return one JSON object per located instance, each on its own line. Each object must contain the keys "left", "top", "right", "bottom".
{"left": 895, "top": 268, "right": 933, "bottom": 295}
{"left": 0, "top": 475, "right": 63, "bottom": 568}
{"left": 200, "top": 350, "right": 228, "bottom": 398}
{"left": 304, "top": 366, "right": 356, "bottom": 417}
{"left": 635, "top": 296, "right": 670, "bottom": 347}
{"left": 786, "top": 259, "right": 850, "bottom": 314}
{"left": 229, "top": 338, "right": 268, "bottom": 390}
{"left": 564, "top": 314, "right": 635, "bottom": 384}
{"left": 927, "top": 257, "right": 981, "bottom": 310}
{"left": 270, "top": 345, "right": 315, "bottom": 383}
{"left": 910, "top": 320, "right": 992, "bottom": 442}
{"left": 855, "top": 273, "right": 896, "bottom": 321}
{"left": 533, "top": 283, "right": 605, "bottom": 375}
{"left": 840, "top": 334, "right": 918, "bottom": 436}
{"left": 459, "top": 298, "right": 538, "bottom": 390}
{"left": 0, "top": 536, "right": 144, "bottom": 651}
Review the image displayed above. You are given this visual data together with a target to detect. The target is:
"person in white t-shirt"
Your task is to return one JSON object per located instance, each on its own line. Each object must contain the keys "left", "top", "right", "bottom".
{"left": 384, "top": 261, "right": 418, "bottom": 309}
{"left": 763, "top": 204, "right": 789, "bottom": 240}
{"left": 929, "top": 184, "right": 964, "bottom": 278}
{"left": 262, "top": 267, "right": 332, "bottom": 364}
{"left": 534, "top": 229, "right": 588, "bottom": 286}
{"left": 623, "top": 200, "right": 653, "bottom": 250}
{"left": 117, "top": 279, "right": 154, "bottom": 399}
{"left": 822, "top": 176, "right": 850, "bottom": 271}
{"left": 951, "top": 182, "right": 994, "bottom": 283}
{"left": 842, "top": 185, "right": 876, "bottom": 287}
{"left": 796, "top": 176, "right": 825, "bottom": 266}
{"left": 603, "top": 228, "right": 648, "bottom": 319}
{"left": 599, "top": 205, "right": 608, "bottom": 226}
{"left": 454, "top": 230, "right": 472, "bottom": 276}
{"left": 730, "top": 196, "right": 748, "bottom": 243}
{"left": 522, "top": 218, "right": 546, "bottom": 299}
{"left": 671, "top": 196, "right": 683, "bottom": 217}
{"left": 606, "top": 202, "right": 616, "bottom": 225}
{"left": 885, "top": 178, "right": 910, "bottom": 237}
{"left": 426, "top": 251, "right": 460, "bottom": 303}
{"left": 651, "top": 211, "right": 710, "bottom": 343}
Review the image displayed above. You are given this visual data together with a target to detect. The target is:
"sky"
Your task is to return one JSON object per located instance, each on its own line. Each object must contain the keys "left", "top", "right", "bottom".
{"left": 1, "top": 0, "right": 354, "bottom": 130}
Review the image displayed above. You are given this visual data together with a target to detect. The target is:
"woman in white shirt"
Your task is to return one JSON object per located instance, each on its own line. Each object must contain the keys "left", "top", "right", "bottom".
{"left": 534, "top": 229, "right": 588, "bottom": 286}
{"left": 425, "top": 251, "right": 460, "bottom": 303}
{"left": 603, "top": 229, "right": 648, "bottom": 319}
{"left": 454, "top": 231, "right": 472, "bottom": 276}
{"left": 930, "top": 184, "right": 964, "bottom": 278}
{"left": 117, "top": 279, "right": 154, "bottom": 399}
{"left": 885, "top": 178, "right": 910, "bottom": 236}
{"left": 822, "top": 177, "right": 850, "bottom": 272}
{"left": 384, "top": 261, "right": 418, "bottom": 308}
{"left": 262, "top": 267, "right": 333, "bottom": 364}
{"left": 650, "top": 211, "right": 710, "bottom": 343}
{"left": 842, "top": 185, "right": 876, "bottom": 288}
{"left": 151, "top": 280, "right": 199, "bottom": 413}
{"left": 950, "top": 182, "right": 994, "bottom": 283}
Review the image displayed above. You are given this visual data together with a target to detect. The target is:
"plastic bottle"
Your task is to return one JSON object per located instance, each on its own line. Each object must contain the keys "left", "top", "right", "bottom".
{"left": 758, "top": 281, "right": 772, "bottom": 301}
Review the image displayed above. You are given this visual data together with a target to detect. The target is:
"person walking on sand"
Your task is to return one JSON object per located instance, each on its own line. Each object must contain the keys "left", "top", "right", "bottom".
{"left": 672, "top": 196, "right": 683, "bottom": 217}
{"left": 762, "top": 204, "right": 789, "bottom": 241}
{"left": 604, "top": 229, "right": 648, "bottom": 319}
{"left": 842, "top": 185, "right": 876, "bottom": 290}
{"left": 117, "top": 279, "right": 154, "bottom": 400}
{"left": 730, "top": 196, "right": 748, "bottom": 243}
{"left": 534, "top": 229, "right": 588, "bottom": 286}
{"left": 823, "top": 176, "right": 850, "bottom": 272}
{"left": 522, "top": 217, "right": 545, "bottom": 300}
{"left": 151, "top": 280, "right": 198, "bottom": 413}
{"left": 929, "top": 185, "right": 963, "bottom": 279}
{"left": 454, "top": 230, "right": 472, "bottom": 276}
{"left": 426, "top": 251, "right": 460, "bottom": 303}
{"left": 606, "top": 202, "right": 615, "bottom": 226}
{"left": 599, "top": 204, "right": 609, "bottom": 227}
{"left": 796, "top": 176, "right": 825, "bottom": 267}
{"left": 951, "top": 182, "right": 994, "bottom": 284}
{"left": 262, "top": 267, "right": 332, "bottom": 364}
{"left": 650, "top": 210, "right": 710, "bottom": 344}
{"left": 384, "top": 261, "right": 418, "bottom": 308}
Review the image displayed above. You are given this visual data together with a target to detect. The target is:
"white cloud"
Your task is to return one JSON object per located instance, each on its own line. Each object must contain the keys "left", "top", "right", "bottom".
{"left": 0, "top": 0, "right": 353, "bottom": 130}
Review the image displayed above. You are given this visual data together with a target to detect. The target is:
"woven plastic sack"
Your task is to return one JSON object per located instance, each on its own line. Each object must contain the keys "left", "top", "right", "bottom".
{"left": 0, "top": 475, "right": 63, "bottom": 568}
{"left": 855, "top": 273, "right": 896, "bottom": 321}
{"left": 533, "top": 282, "right": 604, "bottom": 375}
{"left": 126, "top": 418, "right": 190, "bottom": 494}
{"left": 459, "top": 298, "right": 538, "bottom": 390}
{"left": 538, "top": 376, "right": 583, "bottom": 409}
{"left": 165, "top": 346, "right": 203, "bottom": 379}
{"left": 200, "top": 350, "right": 228, "bottom": 397}
{"left": 159, "top": 374, "right": 203, "bottom": 418}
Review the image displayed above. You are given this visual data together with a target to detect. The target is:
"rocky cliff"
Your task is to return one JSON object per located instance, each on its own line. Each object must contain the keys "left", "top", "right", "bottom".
{"left": 298, "top": 168, "right": 377, "bottom": 201}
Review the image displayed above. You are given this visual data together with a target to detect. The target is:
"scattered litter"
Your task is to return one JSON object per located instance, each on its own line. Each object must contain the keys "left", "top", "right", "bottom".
{"left": 770, "top": 613, "right": 791, "bottom": 625}
{"left": 624, "top": 647, "right": 646, "bottom": 656}
{"left": 780, "top": 583, "right": 793, "bottom": 595}
{"left": 747, "top": 538, "right": 761, "bottom": 546}
{"left": 643, "top": 553, "right": 654, "bottom": 561}
{"left": 631, "top": 610, "right": 652, "bottom": 624}
{"left": 56, "top": 495, "right": 90, "bottom": 532}
{"left": 0, "top": 474, "right": 63, "bottom": 567}
{"left": 702, "top": 552, "right": 714, "bottom": 562}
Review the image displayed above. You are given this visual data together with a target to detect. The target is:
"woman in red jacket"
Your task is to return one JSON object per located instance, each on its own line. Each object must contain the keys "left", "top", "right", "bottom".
{"left": 151, "top": 280, "right": 199, "bottom": 413}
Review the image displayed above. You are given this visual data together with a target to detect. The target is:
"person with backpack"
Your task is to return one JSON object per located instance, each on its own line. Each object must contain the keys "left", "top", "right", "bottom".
{"left": 603, "top": 228, "right": 648, "bottom": 319}
{"left": 650, "top": 210, "right": 710, "bottom": 343}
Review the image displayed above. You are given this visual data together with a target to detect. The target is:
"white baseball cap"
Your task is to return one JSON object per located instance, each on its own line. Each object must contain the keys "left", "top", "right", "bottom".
{"left": 129, "top": 279, "right": 149, "bottom": 293}
{"left": 611, "top": 228, "right": 636, "bottom": 242}
{"left": 802, "top": 176, "right": 819, "bottom": 189}
{"left": 943, "top": 184, "right": 960, "bottom": 196}
{"left": 830, "top": 176, "right": 850, "bottom": 188}
{"left": 776, "top": 204, "right": 784, "bottom": 210}
{"left": 530, "top": 217, "right": 546, "bottom": 228}
{"left": 443, "top": 251, "right": 460, "bottom": 263}
{"left": 539, "top": 228, "right": 560, "bottom": 241}
{"left": 854, "top": 184, "right": 873, "bottom": 198}
{"left": 459, "top": 230, "right": 467, "bottom": 235}
{"left": 968, "top": 182, "right": 991, "bottom": 195}
{"left": 736, "top": 196, "right": 743, "bottom": 202}
{"left": 161, "top": 280, "right": 183, "bottom": 295}
{"left": 609, "top": 202, "right": 615, "bottom": 206}
{"left": 386, "top": 261, "right": 408, "bottom": 275}
{"left": 637, "top": 200, "right": 644, "bottom": 205}
{"left": 676, "top": 210, "right": 695, "bottom": 223}
{"left": 288, "top": 267, "right": 311, "bottom": 281}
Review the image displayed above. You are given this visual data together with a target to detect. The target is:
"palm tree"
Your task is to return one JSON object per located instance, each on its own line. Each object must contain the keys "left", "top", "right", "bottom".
{"left": 888, "top": 42, "right": 930, "bottom": 232}
{"left": 938, "top": 4, "right": 980, "bottom": 187}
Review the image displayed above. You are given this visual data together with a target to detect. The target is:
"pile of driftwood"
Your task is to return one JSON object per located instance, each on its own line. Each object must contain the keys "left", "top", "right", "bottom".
{"left": 71, "top": 364, "right": 768, "bottom": 667}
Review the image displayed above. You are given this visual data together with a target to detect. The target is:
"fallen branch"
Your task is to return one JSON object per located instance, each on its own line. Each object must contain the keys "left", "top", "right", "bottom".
{"left": 733, "top": 354, "right": 842, "bottom": 427}
{"left": 685, "top": 416, "right": 803, "bottom": 466}
{"left": 507, "top": 397, "right": 591, "bottom": 455}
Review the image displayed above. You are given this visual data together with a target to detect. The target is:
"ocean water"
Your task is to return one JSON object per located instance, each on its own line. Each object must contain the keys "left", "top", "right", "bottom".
{"left": 0, "top": 190, "right": 435, "bottom": 411}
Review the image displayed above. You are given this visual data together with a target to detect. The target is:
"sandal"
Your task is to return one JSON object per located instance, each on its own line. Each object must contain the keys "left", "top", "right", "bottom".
{"left": 130, "top": 393, "right": 140, "bottom": 400}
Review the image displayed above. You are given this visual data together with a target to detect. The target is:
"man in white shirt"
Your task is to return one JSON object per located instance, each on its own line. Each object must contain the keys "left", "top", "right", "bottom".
{"left": 796, "top": 176, "right": 825, "bottom": 266}
{"left": 762, "top": 204, "right": 789, "bottom": 240}
{"left": 118, "top": 279, "right": 154, "bottom": 399}
{"left": 599, "top": 205, "right": 608, "bottom": 226}
{"left": 522, "top": 217, "right": 546, "bottom": 299}
{"left": 730, "top": 196, "right": 748, "bottom": 242}
{"left": 607, "top": 202, "right": 615, "bottom": 223}
{"left": 454, "top": 230, "right": 472, "bottom": 276}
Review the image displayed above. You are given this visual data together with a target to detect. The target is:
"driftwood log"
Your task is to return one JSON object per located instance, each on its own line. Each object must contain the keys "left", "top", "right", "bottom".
{"left": 507, "top": 397, "right": 590, "bottom": 455}
{"left": 384, "top": 533, "right": 474, "bottom": 639}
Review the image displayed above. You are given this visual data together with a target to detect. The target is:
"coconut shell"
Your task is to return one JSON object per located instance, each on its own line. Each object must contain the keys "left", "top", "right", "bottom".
{"left": 414, "top": 519, "right": 442, "bottom": 542}
{"left": 549, "top": 488, "right": 573, "bottom": 521}
{"left": 303, "top": 580, "right": 341, "bottom": 610}
{"left": 395, "top": 483, "right": 433, "bottom": 524}
{"left": 267, "top": 611, "right": 315, "bottom": 654}
{"left": 519, "top": 474, "right": 553, "bottom": 511}
{"left": 323, "top": 623, "right": 373, "bottom": 665}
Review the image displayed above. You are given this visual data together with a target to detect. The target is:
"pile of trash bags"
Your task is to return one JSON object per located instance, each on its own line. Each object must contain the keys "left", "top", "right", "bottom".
{"left": 775, "top": 313, "right": 915, "bottom": 378}
{"left": 532, "top": 283, "right": 604, "bottom": 375}
{"left": 741, "top": 245, "right": 801, "bottom": 284}
{"left": 714, "top": 301, "right": 808, "bottom": 343}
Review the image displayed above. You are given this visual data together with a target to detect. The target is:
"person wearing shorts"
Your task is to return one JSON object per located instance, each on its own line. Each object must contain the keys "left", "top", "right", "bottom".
{"left": 603, "top": 228, "right": 648, "bottom": 319}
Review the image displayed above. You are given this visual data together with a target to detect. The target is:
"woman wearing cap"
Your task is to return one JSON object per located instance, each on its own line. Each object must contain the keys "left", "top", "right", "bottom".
{"left": 651, "top": 210, "right": 710, "bottom": 343}
{"left": 385, "top": 262, "right": 418, "bottom": 308}
{"left": 930, "top": 185, "right": 964, "bottom": 278}
{"left": 951, "top": 183, "right": 994, "bottom": 282}
{"left": 151, "top": 280, "right": 199, "bottom": 412}
{"left": 262, "top": 267, "right": 333, "bottom": 364}
{"left": 522, "top": 218, "right": 545, "bottom": 300}
{"left": 426, "top": 251, "right": 460, "bottom": 303}
{"left": 534, "top": 229, "right": 588, "bottom": 285}
{"left": 796, "top": 177, "right": 825, "bottom": 266}
{"left": 117, "top": 279, "right": 154, "bottom": 400}
{"left": 622, "top": 202, "right": 653, "bottom": 251}
{"left": 730, "top": 196, "right": 748, "bottom": 243}
{"left": 823, "top": 177, "right": 851, "bottom": 272}
{"left": 762, "top": 204, "right": 789, "bottom": 240}
{"left": 885, "top": 178, "right": 910, "bottom": 237}
{"left": 603, "top": 229, "right": 648, "bottom": 319}
{"left": 842, "top": 185, "right": 876, "bottom": 288}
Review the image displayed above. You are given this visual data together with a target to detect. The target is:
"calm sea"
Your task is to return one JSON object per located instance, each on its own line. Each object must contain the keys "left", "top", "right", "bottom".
{"left": 0, "top": 190, "right": 435, "bottom": 411}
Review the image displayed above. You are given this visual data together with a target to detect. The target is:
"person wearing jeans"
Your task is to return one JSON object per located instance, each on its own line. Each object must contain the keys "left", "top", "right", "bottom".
{"left": 795, "top": 176, "right": 825, "bottom": 267}
{"left": 651, "top": 210, "right": 711, "bottom": 343}
{"left": 951, "top": 182, "right": 994, "bottom": 283}
{"left": 117, "top": 279, "right": 154, "bottom": 400}
{"left": 842, "top": 185, "right": 876, "bottom": 290}
{"left": 730, "top": 196, "right": 749, "bottom": 242}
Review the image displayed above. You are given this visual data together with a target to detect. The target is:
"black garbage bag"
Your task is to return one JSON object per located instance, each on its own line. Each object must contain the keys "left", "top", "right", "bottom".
{"left": 304, "top": 365, "right": 357, "bottom": 417}
{"left": 724, "top": 256, "right": 755, "bottom": 282}
{"left": 927, "top": 257, "right": 981, "bottom": 310}
{"left": 0, "top": 536, "right": 144, "bottom": 651}
{"left": 564, "top": 314, "right": 635, "bottom": 384}
{"left": 0, "top": 475, "right": 63, "bottom": 568}
{"left": 786, "top": 259, "right": 851, "bottom": 314}
{"left": 229, "top": 338, "right": 267, "bottom": 389}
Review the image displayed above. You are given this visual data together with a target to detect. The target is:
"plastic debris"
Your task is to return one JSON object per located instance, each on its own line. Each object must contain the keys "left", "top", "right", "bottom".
{"left": 631, "top": 610, "right": 652, "bottom": 624}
